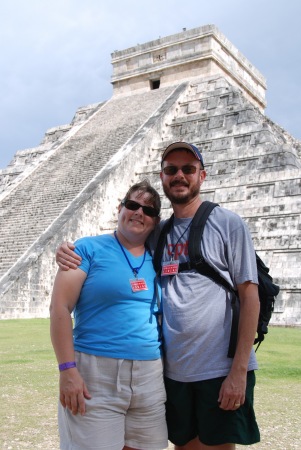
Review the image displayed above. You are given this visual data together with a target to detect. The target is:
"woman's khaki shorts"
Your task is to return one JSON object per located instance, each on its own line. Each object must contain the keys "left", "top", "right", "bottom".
{"left": 58, "top": 352, "right": 168, "bottom": 450}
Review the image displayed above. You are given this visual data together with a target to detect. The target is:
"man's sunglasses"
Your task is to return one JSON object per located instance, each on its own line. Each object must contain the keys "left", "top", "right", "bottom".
{"left": 162, "top": 165, "right": 199, "bottom": 176}
{"left": 122, "top": 200, "right": 159, "bottom": 217}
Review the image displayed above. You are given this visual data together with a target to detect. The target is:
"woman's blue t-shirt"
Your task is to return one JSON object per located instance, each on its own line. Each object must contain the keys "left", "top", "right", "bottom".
{"left": 72, "top": 234, "right": 162, "bottom": 360}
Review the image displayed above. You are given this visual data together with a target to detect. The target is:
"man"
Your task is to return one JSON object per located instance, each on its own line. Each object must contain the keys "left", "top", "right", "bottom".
{"left": 56, "top": 142, "right": 260, "bottom": 449}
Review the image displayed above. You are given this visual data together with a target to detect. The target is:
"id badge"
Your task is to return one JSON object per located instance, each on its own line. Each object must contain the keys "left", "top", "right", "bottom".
{"left": 161, "top": 260, "right": 179, "bottom": 276}
{"left": 130, "top": 278, "right": 148, "bottom": 292}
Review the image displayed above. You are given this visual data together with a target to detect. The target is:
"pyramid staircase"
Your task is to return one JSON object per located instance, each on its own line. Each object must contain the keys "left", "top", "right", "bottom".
{"left": 0, "top": 65, "right": 300, "bottom": 322}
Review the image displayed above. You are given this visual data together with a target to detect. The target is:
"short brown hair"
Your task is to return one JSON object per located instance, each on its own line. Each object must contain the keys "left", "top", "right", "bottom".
{"left": 123, "top": 179, "right": 161, "bottom": 215}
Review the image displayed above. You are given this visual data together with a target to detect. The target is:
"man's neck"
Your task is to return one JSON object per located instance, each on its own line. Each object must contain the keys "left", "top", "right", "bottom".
{"left": 172, "top": 197, "right": 202, "bottom": 218}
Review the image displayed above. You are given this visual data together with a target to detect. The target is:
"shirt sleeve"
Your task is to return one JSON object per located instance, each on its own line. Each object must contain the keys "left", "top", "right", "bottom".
{"left": 74, "top": 237, "right": 93, "bottom": 274}
{"left": 227, "top": 219, "right": 258, "bottom": 288}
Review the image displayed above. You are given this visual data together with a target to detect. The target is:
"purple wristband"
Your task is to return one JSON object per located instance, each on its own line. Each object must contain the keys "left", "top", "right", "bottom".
{"left": 59, "top": 361, "right": 76, "bottom": 372}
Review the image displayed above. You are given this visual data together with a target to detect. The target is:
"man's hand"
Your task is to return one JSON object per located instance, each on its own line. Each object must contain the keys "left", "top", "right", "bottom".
{"left": 56, "top": 241, "right": 81, "bottom": 270}
{"left": 218, "top": 371, "right": 246, "bottom": 410}
{"left": 59, "top": 368, "right": 91, "bottom": 415}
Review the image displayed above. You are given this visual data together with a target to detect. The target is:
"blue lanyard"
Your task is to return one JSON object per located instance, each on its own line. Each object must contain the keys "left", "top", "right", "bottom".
{"left": 114, "top": 231, "right": 146, "bottom": 277}
{"left": 170, "top": 218, "right": 192, "bottom": 260}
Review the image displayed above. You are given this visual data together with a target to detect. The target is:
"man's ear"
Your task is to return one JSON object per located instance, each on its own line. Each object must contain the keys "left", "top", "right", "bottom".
{"left": 199, "top": 169, "right": 207, "bottom": 186}
{"left": 118, "top": 203, "right": 122, "bottom": 213}
{"left": 160, "top": 171, "right": 163, "bottom": 181}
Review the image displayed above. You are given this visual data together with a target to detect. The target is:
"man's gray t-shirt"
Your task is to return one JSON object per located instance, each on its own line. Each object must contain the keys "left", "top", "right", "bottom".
{"left": 152, "top": 206, "right": 258, "bottom": 382}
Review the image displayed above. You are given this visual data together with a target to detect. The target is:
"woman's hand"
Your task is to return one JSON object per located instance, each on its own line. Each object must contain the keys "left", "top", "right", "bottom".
{"left": 59, "top": 367, "right": 91, "bottom": 415}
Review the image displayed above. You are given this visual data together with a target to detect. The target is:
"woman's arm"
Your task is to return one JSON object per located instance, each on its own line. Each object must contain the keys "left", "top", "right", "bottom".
{"left": 50, "top": 268, "right": 91, "bottom": 415}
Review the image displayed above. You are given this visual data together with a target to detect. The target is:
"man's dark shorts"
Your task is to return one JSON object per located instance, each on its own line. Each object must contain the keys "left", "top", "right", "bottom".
{"left": 165, "top": 370, "right": 260, "bottom": 446}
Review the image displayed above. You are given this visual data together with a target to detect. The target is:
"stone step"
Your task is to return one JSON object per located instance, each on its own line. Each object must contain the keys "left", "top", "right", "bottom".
{"left": 0, "top": 86, "right": 176, "bottom": 279}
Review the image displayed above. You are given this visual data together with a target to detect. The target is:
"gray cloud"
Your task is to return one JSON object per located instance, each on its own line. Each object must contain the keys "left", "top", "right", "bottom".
{"left": 1, "top": 0, "right": 300, "bottom": 168}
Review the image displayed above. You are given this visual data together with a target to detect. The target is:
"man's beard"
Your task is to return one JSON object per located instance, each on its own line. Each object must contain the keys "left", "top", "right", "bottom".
{"left": 163, "top": 182, "right": 200, "bottom": 204}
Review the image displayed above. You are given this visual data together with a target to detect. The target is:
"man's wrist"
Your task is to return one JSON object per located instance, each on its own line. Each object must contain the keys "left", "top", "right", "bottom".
{"left": 58, "top": 361, "right": 77, "bottom": 371}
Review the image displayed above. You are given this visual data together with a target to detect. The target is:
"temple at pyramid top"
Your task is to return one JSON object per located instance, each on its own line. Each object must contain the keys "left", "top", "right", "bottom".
{"left": 110, "top": 24, "right": 266, "bottom": 111}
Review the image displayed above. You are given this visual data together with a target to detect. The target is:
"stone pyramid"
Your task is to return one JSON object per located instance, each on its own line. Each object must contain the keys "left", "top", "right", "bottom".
{"left": 0, "top": 25, "right": 300, "bottom": 323}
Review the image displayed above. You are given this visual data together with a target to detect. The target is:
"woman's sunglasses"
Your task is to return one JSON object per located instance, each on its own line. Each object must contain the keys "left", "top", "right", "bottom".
{"left": 121, "top": 200, "right": 159, "bottom": 217}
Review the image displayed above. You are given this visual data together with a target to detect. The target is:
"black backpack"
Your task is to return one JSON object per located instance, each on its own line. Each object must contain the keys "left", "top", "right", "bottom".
{"left": 153, "top": 201, "right": 280, "bottom": 358}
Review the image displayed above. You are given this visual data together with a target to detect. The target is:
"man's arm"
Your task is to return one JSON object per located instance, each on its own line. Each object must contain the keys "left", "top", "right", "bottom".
{"left": 56, "top": 241, "right": 82, "bottom": 270}
{"left": 218, "top": 281, "right": 260, "bottom": 410}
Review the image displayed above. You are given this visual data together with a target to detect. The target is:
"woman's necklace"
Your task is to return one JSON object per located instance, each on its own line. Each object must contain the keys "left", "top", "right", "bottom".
{"left": 114, "top": 231, "right": 148, "bottom": 292}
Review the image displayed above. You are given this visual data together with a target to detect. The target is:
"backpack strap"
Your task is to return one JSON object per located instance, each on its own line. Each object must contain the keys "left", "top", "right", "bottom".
{"left": 153, "top": 201, "right": 217, "bottom": 274}
{"left": 185, "top": 201, "right": 239, "bottom": 358}
{"left": 153, "top": 201, "right": 239, "bottom": 358}
{"left": 189, "top": 201, "right": 219, "bottom": 260}
{"left": 180, "top": 202, "right": 231, "bottom": 289}
{"left": 154, "top": 201, "right": 234, "bottom": 292}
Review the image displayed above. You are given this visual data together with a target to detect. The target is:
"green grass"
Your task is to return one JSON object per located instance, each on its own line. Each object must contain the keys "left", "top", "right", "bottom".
{"left": 0, "top": 320, "right": 300, "bottom": 449}
{"left": 238, "top": 327, "right": 301, "bottom": 450}
{"left": 0, "top": 319, "right": 58, "bottom": 449}
{"left": 255, "top": 326, "right": 301, "bottom": 380}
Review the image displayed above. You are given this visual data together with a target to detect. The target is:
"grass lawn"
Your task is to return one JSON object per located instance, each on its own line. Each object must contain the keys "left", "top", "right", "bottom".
{"left": 0, "top": 320, "right": 300, "bottom": 449}
{"left": 0, "top": 319, "right": 58, "bottom": 449}
{"left": 237, "top": 327, "right": 301, "bottom": 450}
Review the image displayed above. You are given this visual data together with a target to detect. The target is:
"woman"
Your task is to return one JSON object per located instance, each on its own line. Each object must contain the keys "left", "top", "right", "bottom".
{"left": 50, "top": 180, "right": 167, "bottom": 450}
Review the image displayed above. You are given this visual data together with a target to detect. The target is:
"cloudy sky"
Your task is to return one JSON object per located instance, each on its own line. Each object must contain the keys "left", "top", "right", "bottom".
{"left": 0, "top": 0, "right": 300, "bottom": 169}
